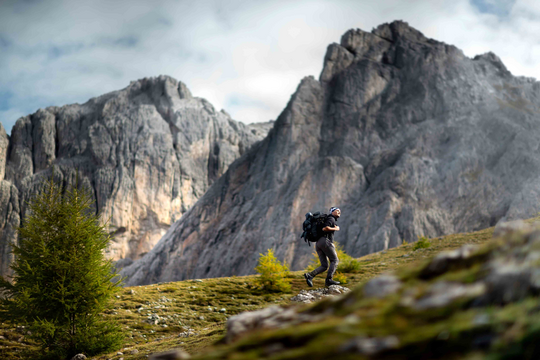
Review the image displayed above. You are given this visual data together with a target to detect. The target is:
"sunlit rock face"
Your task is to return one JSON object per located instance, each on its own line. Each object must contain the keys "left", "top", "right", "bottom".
{"left": 0, "top": 76, "right": 270, "bottom": 277}
{"left": 121, "top": 20, "right": 540, "bottom": 285}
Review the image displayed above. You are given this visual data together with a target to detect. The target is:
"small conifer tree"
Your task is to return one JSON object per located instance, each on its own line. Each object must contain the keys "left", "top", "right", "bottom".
{"left": 413, "top": 236, "right": 431, "bottom": 250}
{"left": 0, "top": 173, "right": 124, "bottom": 359}
{"left": 255, "top": 249, "right": 292, "bottom": 293}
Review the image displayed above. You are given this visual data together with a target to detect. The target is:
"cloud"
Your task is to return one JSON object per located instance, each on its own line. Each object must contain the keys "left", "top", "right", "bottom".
{"left": 0, "top": 0, "right": 539, "bottom": 135}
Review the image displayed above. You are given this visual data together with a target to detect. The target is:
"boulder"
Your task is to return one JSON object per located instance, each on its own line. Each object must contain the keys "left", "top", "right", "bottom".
{"left": 362, "top": 275, "right": 402, "bottom": 298}
{"left": 149, "top": 349, "right": 190, "bottom": 360}
{"left": 290, "top": 285, "right": 351, "bottom": 303}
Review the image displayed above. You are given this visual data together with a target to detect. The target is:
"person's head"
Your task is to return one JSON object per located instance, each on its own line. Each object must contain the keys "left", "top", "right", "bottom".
{"left": 329, "top": 207, "right": 341, "bottom": 218}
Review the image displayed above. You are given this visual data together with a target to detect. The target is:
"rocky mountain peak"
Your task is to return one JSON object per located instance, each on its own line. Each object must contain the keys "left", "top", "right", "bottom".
{"left": 121, "top": 22, "right": 540, "bottom": 286}
{"left": 372, "top": 20, "right": 429, "bottom": 43}
{"left": 0, "top": 76, "right": 271, "bottom": 278}
{"left": 473, "top": 51, "right": 511, "bottom": 77}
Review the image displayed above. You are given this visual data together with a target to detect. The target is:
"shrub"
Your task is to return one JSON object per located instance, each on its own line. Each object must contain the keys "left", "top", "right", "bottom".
{"left": 336, "top": 243, "right": 362, "bottom": 273}
{"left": 413, "top": 236, "right": 431, "bottom": 251}
{"left": 0, "top": 173, "right": 124, "bottom": 359}
{"left": 402, "top": 240, "right": 409, "bottom": 246}
{"left": 333, "top": 271, "right": 348, "bottom": 284}
{"left": 255, "top": 249, "right": 292, "bottom": 293}
{"left": 305, "top": 242, "right": 361, "bottom": 273}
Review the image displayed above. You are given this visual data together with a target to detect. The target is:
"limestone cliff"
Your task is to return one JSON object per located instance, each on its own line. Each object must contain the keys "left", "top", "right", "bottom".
{"left": 0, "top": 76, "right": 270, "bottom": 276}
{"left": 122, "top": 21, "right": 540, "bottom": 285}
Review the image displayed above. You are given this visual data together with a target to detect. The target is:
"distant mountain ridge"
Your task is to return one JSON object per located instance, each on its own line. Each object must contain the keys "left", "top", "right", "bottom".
{"left": 121, "top": 20, "right": 540, "bottom": 285}
{"left": 0, "top": 76, "right": 271, "bottom": 277}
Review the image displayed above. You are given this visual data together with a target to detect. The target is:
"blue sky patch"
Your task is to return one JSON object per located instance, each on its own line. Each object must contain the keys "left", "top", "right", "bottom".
{"left": 114, "top": 36, "right": 139, "bottom": 48}
{"left": 226, "top": 94, "right": 270, "bottom": 110}
{"left": 0, "top": 91, "right": 13, "bottom": 111}
{"left": 46, "top": 43, "right": 85, "bottom": 60}
{"left": 0, "top": 36, "right": 12, "bottom": 48}
{"left": 48, "top": 46, "right": 63, "bottom": 59}
{"left": 470, "top": 0, "right": 515, "bottom": 17}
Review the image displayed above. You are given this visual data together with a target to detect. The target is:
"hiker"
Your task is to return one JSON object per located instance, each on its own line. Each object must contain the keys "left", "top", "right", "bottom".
{"left": 304, "top": 207, "right": 341, "bottom": 287}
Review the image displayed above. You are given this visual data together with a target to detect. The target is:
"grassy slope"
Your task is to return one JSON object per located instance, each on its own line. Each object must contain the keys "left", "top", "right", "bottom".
{"left": 0, "top": 223, "right": 497, "bottom": 359}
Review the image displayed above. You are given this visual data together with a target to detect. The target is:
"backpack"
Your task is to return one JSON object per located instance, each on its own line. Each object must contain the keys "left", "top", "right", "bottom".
{"left": 300, "top": 212, "right": 328, "bottom": 246}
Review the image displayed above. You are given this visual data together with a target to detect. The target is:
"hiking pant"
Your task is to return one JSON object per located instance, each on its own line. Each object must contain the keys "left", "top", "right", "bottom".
{"left": 308, "top": 237, "right": 339, "bottom": 280}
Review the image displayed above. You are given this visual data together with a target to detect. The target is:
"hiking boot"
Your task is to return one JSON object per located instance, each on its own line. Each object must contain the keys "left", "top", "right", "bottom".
{"left": 325, "top": 279, "right": 340, "bottom": 287}
{"left": 304, "top": 273, "right": 313, "bottom": 287}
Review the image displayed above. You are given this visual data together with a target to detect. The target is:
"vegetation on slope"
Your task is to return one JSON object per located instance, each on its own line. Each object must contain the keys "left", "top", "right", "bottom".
{"left": 195, "top": 220, "right": 540, "bottom": 360}
{"left": 0, "top": 223, "right": 497, "bottom": 359}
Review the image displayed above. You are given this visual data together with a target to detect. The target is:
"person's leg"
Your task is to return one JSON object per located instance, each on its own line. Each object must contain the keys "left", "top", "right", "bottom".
{"left": 308, "top": 238, "right": 329, "bottom": 277}
{"left": 321, "top": 240, "right": 339, "bottom": 284}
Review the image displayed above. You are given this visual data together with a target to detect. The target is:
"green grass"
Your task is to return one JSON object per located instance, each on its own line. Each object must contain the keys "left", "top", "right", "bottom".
{"left": 0, "top": 221, "right": 502, "bottom": 359}
{"left": 189, "top": 218, "right": 540, "bottom": 360}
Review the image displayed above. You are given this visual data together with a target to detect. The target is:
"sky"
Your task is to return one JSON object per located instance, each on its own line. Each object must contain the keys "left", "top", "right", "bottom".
{"left": 0, "top": 0, "right": 538, "bottom": 135}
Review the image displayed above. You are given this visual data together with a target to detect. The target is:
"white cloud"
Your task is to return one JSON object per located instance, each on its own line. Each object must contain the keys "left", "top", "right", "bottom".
{"left": 0, "top": 0, "right": 539, "bottom": 135}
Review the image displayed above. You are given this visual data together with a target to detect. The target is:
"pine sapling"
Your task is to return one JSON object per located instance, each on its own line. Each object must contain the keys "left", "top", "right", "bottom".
{"left": 0, "top": 172, "right": 124, "bottom": 359}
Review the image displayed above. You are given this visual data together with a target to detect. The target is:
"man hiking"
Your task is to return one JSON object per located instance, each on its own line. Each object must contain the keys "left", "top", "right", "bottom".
{"left": 304, "top": 207, "right": 341, "bottom": 287}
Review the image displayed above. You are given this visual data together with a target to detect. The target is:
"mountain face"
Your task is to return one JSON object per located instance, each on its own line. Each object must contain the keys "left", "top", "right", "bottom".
{"left": 0, "top": 76, "right": 270, "bottom": 277}
{"left": 121, "top": 21, "right": 540, "bottom": 285}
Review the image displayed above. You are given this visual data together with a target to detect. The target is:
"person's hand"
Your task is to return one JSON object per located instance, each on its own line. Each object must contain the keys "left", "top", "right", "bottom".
{"left": 335, "top": 226, "right": 340, "bottom": 231}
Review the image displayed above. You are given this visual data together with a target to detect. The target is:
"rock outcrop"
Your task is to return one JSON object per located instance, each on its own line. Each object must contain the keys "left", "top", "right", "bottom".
{"left": 0, "top": 76, "right": 270, "bottom": 277}
{"left": 225, "top": 285, "right": 349, "bottom": 344}
{"left": 200, "top": 222, "right": 540, "bottom": 359}
{"left": 290, "top": 285, "right": 350, "bottom": 304}
{"left": 122, "top": 21, "right": 540, "bottom": 285}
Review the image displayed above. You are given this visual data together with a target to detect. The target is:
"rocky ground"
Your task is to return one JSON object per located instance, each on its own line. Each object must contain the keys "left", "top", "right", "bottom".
{"left": 194, "top": 219, "right": 540, "bottom": 359}
{"left": 0, "top": 216, "right": 498, "bottom": 359}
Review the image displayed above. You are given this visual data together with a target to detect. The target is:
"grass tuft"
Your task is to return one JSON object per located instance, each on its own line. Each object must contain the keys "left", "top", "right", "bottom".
{"left": 413, "top": 236, "right": 431, "bottom": 251}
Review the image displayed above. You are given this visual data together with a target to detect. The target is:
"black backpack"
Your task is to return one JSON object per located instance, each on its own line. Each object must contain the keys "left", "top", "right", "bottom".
{"left": 300, "top": 212, "right": 328, "bottom": 246}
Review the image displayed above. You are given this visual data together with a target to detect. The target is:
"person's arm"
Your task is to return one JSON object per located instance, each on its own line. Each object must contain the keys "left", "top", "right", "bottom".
{"left": 322, "top": 225, "right": 339, "bottom": 231}
{"left": 323, "top": 216, "right": 339, "bottom": 232}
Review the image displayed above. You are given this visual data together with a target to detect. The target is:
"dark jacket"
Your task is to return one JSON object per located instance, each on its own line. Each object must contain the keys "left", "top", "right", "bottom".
{"left": 324, "top": 215, "right": 338, "bottom": 242}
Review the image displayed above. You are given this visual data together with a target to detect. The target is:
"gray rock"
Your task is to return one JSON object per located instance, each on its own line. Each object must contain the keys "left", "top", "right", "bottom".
{"left": 114, "top": 258, "right": 134, "bottom": 271}
{"left": 227, "top": 286, "right": 350, "bottom": 342}
{"left": 420, "top": 245, "right": 478, "bottom": 279}
{"left": 479, "top": 262, "right": 540, "bottom": 305}
{"left": 70, "top": 354, "right": 87, "bottom": 360}
{"left": 121, "top": 21, "right": 540, "bottom": 285}
{"left": 290, "top": 291, "right": 319, "bottom": 304}
{"left": 413, "top": 282, "right": 486, "bottom": 310}
{"left": 0, "top": 180, "right": 19, "bottom": 276}
{"left": 0, "top": 76, "right": 270, "bottom": 277}
{"left": 247, "top": 120, "right": 275, "bottom": 138}
{"left": 226, "top": 305, "right": 322, "bottom": 343}
{"left": 0, "top": 122, "right": 8, "bottom": 180}
{"left": 149, "top": 349, "right": 190, "bottom": 360}
{"left": 363, "top": 275, "right": 402, "bottom": 298}
{"left": 326, "top": 284, "right": 349, "bottom": 295}
{"left": 290, "top": 285, "right": 350, "bottom": 303}
{"left": 147, "top": 314, "right": 161, "bottom": 325}
{"left": 339, "top": 335, "right": 399, "bottom": 355}
{"left": 493, "top": 220, "right": 531, "bottom": 238}
{"left": 178, "top": 330, "right": 196, "bottom": 338}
